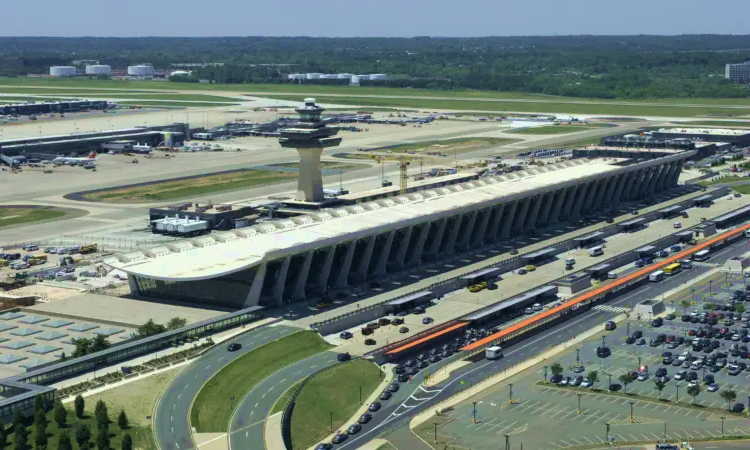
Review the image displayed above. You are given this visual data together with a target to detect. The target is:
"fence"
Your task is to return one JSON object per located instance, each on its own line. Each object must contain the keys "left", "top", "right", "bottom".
{"left": 280, "top": 357, "right": 363, "bottom": 450}
{"left": 1, "top": 235, "right": 180, "bottom": 252}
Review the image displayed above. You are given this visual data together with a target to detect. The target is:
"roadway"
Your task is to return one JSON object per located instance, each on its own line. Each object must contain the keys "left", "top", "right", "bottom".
{"left": 227, "top": 350, "right": 341, "bottom": 450}
{"left": 153, "top": 323, "right": 296, "bottom": 450}
{"left": 334, "top": 237, "right": 750, "bottom": 449}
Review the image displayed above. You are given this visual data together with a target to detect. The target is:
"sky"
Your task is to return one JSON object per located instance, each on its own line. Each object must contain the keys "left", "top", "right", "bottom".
{"left": 4, "top": 0, "right": 750, "bottom": 37}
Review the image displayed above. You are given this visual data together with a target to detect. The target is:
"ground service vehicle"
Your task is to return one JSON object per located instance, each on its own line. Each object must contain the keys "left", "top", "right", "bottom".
{"left": 663, "top": 263, "right": 682, "bottom": 276}
{"left": 79, "top": 244, "right": 98, "bottom": 254}
{"left": 649, "top": 271, "right": 665, "bottom": 282}
{"left": 588, "top": 246, "right": 603, "bottom": 257}
{"left": 486, "top": 346, "right": 503, "bottom": 360}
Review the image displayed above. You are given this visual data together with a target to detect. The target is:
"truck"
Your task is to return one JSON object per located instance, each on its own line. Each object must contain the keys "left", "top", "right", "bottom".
{"left": 649, "top": 270, "right": 665, "bottom": 282}
{"left": 486, "top": 346, "right": 503, "bottom": 360}
{"left": 588, "top": 246, "right": 604, "bottom": 257}
{"left": 78, "top": 244, "right": 98, "bottom": 254}
{"left": 58, "top": 256, "right": 81, "bottom": 266}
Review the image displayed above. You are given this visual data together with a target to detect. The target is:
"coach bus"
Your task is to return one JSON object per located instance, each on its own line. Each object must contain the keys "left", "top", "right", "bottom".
{"left": 693, "top": 250, "right": 710, "bottom": 261}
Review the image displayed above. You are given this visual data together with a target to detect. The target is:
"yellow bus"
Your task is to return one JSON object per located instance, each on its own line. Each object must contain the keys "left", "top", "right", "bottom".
{"left": 663, "top": 262, "right": 682, "bottom": 276}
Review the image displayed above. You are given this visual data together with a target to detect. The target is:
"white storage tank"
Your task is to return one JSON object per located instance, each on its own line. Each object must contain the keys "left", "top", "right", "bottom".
{"left": 287, "top": 73, "right": 305, "bottom": 80}
{"left": 127, "top": 65, "right": 155, "bottom": 76}
{"left": 320, "top": 74, "right": 337, "bottom": 79}
{"left": 85, "top": 64, "right": 112, "bottom": 75}
{"left": 350, "top": 75, "right": 361, "bottom": 85}
{"left": 369, "top": 73, "right": 388, "bottom": 81}
{"left": 306, "top": 73, "right": 322, "bottom": 79}
{"left": 50, "top": 66, "right": 77, "bottom": 77}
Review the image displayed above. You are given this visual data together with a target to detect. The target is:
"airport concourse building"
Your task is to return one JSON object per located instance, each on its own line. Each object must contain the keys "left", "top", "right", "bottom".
{"left": 110, "top": 152, "right": 693, "bottom": 310}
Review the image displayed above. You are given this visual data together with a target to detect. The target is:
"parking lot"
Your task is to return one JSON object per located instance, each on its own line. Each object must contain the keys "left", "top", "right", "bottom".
{"left": 420, "top": 267, "right": 750, "bottom": 450}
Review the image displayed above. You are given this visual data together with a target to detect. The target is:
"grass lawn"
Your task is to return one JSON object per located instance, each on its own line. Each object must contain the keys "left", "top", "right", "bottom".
{"left": 382, "top": 137, "right": 520, "bottom": 155}
{"left": 506, "top": 125, "right": 600, "bottom": 135}
{"left": 191, "top": 331, "right": 331, "bottom": 432}
{"left": 677, "top": 120, "right": 750, "bottom": 128}
{"left": 261, "top": 94, "right": 750, "bottom": 118}
{"left": 116, "top": 101, "right": 237, "bottom": 108}
{"left": 731, "top": 184, "right": 750, "bottom": 194}
{"left": 0, "top": 207, "right": 67, "bottom": 228}
{"left": 8, "top": 407, "right": 155, "bottom": 450}
{"left": 81, "top": 169, "right": 297, "bottom": 203}
{"left": 698, "top": 175, "right": 749, "bottom": 186}
{"left": 289, "top": 359, "right": 382, "bottom": 450}
{"left": 270, "top": 380, "right": 302, "bottom": 415}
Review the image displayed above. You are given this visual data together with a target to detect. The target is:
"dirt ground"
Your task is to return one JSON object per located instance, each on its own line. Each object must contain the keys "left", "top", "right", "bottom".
{"left": 84, "top": 368, "right": 180, "bottom": 426}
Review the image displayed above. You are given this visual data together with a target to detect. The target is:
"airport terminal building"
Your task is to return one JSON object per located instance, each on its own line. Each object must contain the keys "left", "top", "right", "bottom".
{"left": 109, "top": 152, "right": 693, "bottom": 310}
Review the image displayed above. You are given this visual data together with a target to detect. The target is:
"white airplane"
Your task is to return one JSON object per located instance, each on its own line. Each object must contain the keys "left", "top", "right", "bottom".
{"left": 52, "top": 151, "right": 98, "bottom": 165}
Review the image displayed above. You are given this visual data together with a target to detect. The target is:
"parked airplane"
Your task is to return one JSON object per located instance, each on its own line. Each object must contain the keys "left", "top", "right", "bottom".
{"left": 52, "top": 151, "right": 98, "bottom": 165}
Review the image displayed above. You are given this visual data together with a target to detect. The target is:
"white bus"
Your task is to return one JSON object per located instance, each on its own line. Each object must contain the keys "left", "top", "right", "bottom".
{"left": 486, "top": 346, "right": 503, "bottom": 360}
{"left": 649, "top": 270, "right": 665, "bottom": 282}
{"left": 693, "top": 250, "right": 710, "bottom": 261}
{"left": 745, "top": 229, "right": 750, "bottom": 238}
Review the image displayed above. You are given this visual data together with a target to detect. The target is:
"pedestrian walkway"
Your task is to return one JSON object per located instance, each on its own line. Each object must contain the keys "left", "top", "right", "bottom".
{"left": 594, "top": 305, "right": 631, "bottom": 313}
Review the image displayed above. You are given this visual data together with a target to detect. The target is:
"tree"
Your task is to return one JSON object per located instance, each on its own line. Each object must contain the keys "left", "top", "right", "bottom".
{"left": 550, "top": 362, "right": 563, "bottom": 377}
{"left": 13, "top": 410, "right": 25, "bottom": 431}
{"left": 35, "top": 428, "right": 48, "bottom": 450}
{"left": 586, "top": 370, "right": 599, "bottom": 387}
{"left": 737, "top": 304, "right": 746, "bottom": 314}
{"left": 34, "top": 409, "right": 47, "bottom": 437}
{"left": 679, "top": 300, "right": 691, "bottom": 313}
{"left": 15, "top": 423, "right": 27, "bottom": 450}
{"left": 95, "top": 428, "right": 109, "bottom": 450}
{"left": 654, "top": 379, "right": 667, "bottom": 399}
{"left": 0, "top": 431, "right": 6, "bottom": 449}
{"left": 56, "top": 431, "right": 72, "bottom": 450}
{"left": 74, "top": 424, "right": 90, "bottom": 449}
{"left": 117, "top": 411, "right": 128, "bottom": 430}
{"left": 618, "top": 373, "right": 634, "bottom": 393}
{"left": 120, "top": 434, "right": 132, "bottom": 450}
{"left": 136, "top": 319, "right": 166, "bottom": 338}
{"left": 89, "top": 335, "right": 110, "bottom": 353}
{"left": 71, "top": 338, "right": 92, "bottom": 358}
{"left": 34, "top": 396, "right": 44, "bottom": 413}
{"left": 704, "top": 302, "right": 715, "bottom": 311}
{"left": 94, "top": 401, "right": 108, "bottom": 430}
{"left": 59, "top": 352, "right": 67, "bottom": 362}
{"left": 53, "top": 400, "right": 67, "bottom": 428}
{"left": 720, "top": 388, "right": 738, "bottom": 410}
{"left": 74, "top": 395, "right": 85, "bottom": 419}
{"left": 166, "top": 317, "right": 187, "bottom": 331}
{"left": 687, "top": 384, "right": 702, "bottom": 405}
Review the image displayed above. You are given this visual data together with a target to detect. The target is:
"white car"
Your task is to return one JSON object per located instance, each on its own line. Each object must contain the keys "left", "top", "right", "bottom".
{"left": 637, "top": 372, "right": 649, "bottom": 381}
{"left": 673, "top": 222, "right": 682, "bottom": 229}
{"left": 580, "top": 378, "right": 593, "bottom": 388}
{"left": 688, "top": 380, "right": 699, "bottom": 387}
{"left": 690, "top": 361, "right": 703, "bottom": 370}
{"left": 707, "top": 383, "right": 720, "bottom": 392}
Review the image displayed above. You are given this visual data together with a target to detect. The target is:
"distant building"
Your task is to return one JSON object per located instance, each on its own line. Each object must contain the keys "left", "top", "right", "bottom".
{"left": 725, "top": 62, "right": 750, "bottom": 84}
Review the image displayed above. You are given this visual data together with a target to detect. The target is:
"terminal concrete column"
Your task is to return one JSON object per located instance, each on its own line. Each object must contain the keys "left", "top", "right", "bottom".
{"left": 272, "top": 256, "right": 292, "bottom": 306}
{"left": 669, "top": 160, "right": 684, "bottom": 186}
{"left": 626, "top": 169, "right": 644, "bottom": 200}
{"left": 317, "top": 247, "right": 335, "bottom": 292}
{"left": 661, "top": 162, "right": 679, "bottom": 189}
{"left": 600, "top": 175, "right": 619, "bottom": 210}
{"left": 637, "top": 168, "right": 655, "bottom": 198}
{"left": 645, "top": 165, "right": 663, "bottom": 195}
{"left": 537, "top": 191, "right": 555, "bottom": 227}
{"left": 512, "top": 198, "right": 532, "bottom": 234}
{"left": 620, "top": 170, "right": 638, "bottom": 202}
{"left": 501, "top": 201, "right": 519, "bottom": 239}
{"left": 611, "top": 174, "right": 627, "bottom": 206}
{"left": 375, "top": 230, "right": 396, "bottom": 275}
{"left": 487, "top": 203, "right": 506, "bottom": 242}
{"left": 459, "top": 210, "right": 478, "bottom": 249}
{"left": 357, "top": 236, "right": 377, "bottom": 279}
{"left": 428, "top": 218, "right": 448, "bottom": 256}
{"left": 549, "top": 188, "right": 569, "bottom": 224}
{"left": 570, "top": 182, "right": 590, "bottom": 221}
{"left": 334, "top": 241, "right": 357, "bottom": 288}
{"left": 243, "top": 262, "right": 267, "bottom": 307}
{"left": 292, "top": 251, "right": 314, "bottom": 300}
{"left": 581, "top": 180, "right": 600, "bottom": 214}
{"left": 593, "top": 177, "right": 613, "bottom": 211}
{"left": 444, "top": 213, "right": 464, "bottom": 253}
{"left": 472, "top": 207, "right": 492, "bottom": 246}
{"left": 394, "top": 226, "right": 413, "bottom": 269}
{"left": 655, "top": 162, "right": 674, "bottom": 192}
{"left": 524, "top": 194, "right": 544, "bottom": 230}
{"left": 408, "top": 222, "right": 432, "bottom": 265}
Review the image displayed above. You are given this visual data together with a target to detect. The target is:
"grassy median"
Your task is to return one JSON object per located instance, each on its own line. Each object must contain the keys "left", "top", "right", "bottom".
{"left": 0, "top": 207, "right": 68, "bottom": 228}
{"left": 289, "top": 359, "right": 382, "bottom": 450}
{"left": 506, "top": 125, "right": 600, "bottom": 135}
{"left": 190, "top": 331, "right": 331, "bottom": 432}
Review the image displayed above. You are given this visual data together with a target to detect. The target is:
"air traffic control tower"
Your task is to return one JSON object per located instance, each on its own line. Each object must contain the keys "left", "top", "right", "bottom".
{"left": 279, "top": 98, "right": 342, "bottom": 202}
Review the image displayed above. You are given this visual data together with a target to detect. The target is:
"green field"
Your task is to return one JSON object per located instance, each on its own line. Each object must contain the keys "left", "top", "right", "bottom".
{"left": 289, "top": 359, "right": 382, "bottom": 450}
{"left": 190, "top": 331, "right": 331, "bottom": 432}
{"left": 506, "top": 125, "right": 600, "bottom": 135}
{"left": 81, "top": 169, "right": 296, "bottom": 203}
{"left": 263, "top": 95, "right": 750, "bottom": 118}
{"left": 698, "top": 175, "right": 748, "bottom": 186}
{"left": 380, "top": 137, "right": 520, "bottom": 156}
{"left": 116, "top": 101, "right": 237, "bottom": 108}
{"left": 7, "top": 406, "right": 155, "bottom": 450}
{"left": 677, "top": 120, "right": 750, "bottom": 128}
{"left": 0, "top": 207, "right": 67, "bottom": 228}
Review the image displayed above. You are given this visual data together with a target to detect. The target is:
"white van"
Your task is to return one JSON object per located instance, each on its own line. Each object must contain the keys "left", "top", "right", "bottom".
{"left": 565, "top": 258, "right": 576, "bottom": 265}
{"left": 607, "top": 272, "right": 618, "bottom": 279}
{"left": 533, "top": 303, "right": 543, "bottom": 311}
{"left": 588, "top": 246, "right": 603, "bottom": 257}
{"left": 649, "top": 270, "right": 665, "bottom": 282}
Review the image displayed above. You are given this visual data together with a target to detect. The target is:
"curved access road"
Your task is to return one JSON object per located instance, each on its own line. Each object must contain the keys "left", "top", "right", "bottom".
{"left": 228, "top": 350, "right": 340, "bottom": 449}
{"left": 153, "top": 323, "right": 296, "bottom": 450}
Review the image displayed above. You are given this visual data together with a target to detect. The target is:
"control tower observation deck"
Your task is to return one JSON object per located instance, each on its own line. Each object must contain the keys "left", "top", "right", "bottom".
{"left": 278, "top": 98, "right": 342, "bottom": 202}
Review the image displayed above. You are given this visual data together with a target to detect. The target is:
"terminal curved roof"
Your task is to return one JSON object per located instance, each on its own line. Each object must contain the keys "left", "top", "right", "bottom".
{"left": 108, "top": 157, "right": 675, "bottom": 281}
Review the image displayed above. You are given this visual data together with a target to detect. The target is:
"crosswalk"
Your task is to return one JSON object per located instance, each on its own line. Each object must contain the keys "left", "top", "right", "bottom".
{"left": 593, "top": 305, "right": 630, "bottom": 313}
{"left": 693, "top": 261, "right": 721, "bottom": 268}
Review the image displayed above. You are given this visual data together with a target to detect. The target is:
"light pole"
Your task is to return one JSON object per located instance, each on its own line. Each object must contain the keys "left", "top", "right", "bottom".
{"left": 710, "top": 280, "right": 714, "bottom": 294}
{"left": 675, "top": 385, "right": 680, "bottom": 403}
{"left": 359, "top": 385, "right": 362, "bottom": 405}
{"left": 629, "top": 401, "right": 635, "bottom": 423}
{"left": 575, "top": 349, "right": 580, "bottom": 364}
{"left": 602, "top": 336, "right": 606, "bottom": 347}
{"left": 543, "top": 366, "right": 548, "bottom": 382}
{"left": 329, "top": 411, "right": 333, "bottom": 432}
{"left": 504, "top": 434, "right": 510, "bottom": 450}
{"left": 607, "top": 373, "right": 612, "bottom": 387}
{"left": 721, "top": 416, "right": 726, "bottom": 437}
{"left": 509, "top": 384, "right": 513, "bottom": 404}
{"left": 638, "top": 356, "right": 642, "bottom": 369}
{"left": 577, "top": 393, "right": 582, "bottom": 415}
{"left": 472, "top": 401, "right": 478, "bottom": 424}
{"left": 605, "top": 423, "right": 610, "bottom": 443}
{"left": 626, "top": 322, "right": 630, "bottom": 336}
{"left": 664, "top": 422, "right": 667, "bottom": 441}
{"left": 433, "top": 422, "right": 438, "bottom": 444}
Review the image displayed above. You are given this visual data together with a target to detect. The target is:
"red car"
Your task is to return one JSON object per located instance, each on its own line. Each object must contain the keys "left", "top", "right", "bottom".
{"left": 687, "top": 329, "right": 696, "bottom": 336}
{"left": 665, "top": 335, "right": 676, "bottom": 343}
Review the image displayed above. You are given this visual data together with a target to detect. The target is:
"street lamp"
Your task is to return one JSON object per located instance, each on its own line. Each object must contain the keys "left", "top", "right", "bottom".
{"left": 626, "top": 322, "right": 630, "bottom": 336}
{"left": 543, "top": 366, "right": 548, "bottom": 382}
{"left": 472, "top": 401, "right": 478, "bottom": 424}
{"left": 509, "top": 384, "right": 514, "bottom": 404}
{"left": 664, "top": 422, "right": 667, "bottom": 441}
{"left": 721, "top": 416, "right": 726, "bottom": 437}
{"left": 359, "top": 385, "right": 362, "bottom": 405}
{"left": 504, "top": 434, "right": 511, "bottom": 450}
{"left": 577, "top": 393, "right": 582, "bottom": 415}
{"left": 675, "top": 385, "right": 680, "bottom": 403}
{"left": 575, "top": 348, "right": 580, "bottom": 364}
{"left": 629, "top": 401, "right": 635, "bottom": 423}
{"left": 605, "top": 423, "right": 610, "bottom": 443}
{"left": 433, "top": 422, "right": 438, "bottom": 444}
{"left": 329, "top": 412, "right": 333, "bottom": 432}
